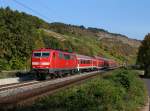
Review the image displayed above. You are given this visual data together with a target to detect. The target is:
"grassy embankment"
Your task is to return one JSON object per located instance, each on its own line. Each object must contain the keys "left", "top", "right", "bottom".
{"left": 16, "top": 69, "right": 148, "bottom": 111}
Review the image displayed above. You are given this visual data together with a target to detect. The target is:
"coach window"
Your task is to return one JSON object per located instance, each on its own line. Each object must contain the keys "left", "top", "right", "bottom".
{"left": 83, "top": 60, "right": 85, "bottom": 64}
{"left": 87, "top": 60, "right": 89, "bottom": 64}
{"left": 86, "top": 60, "right": 88, "bottom": 64}
{"left": 81, "top": 60, "right": 83, "bottom": 64}
{"left": 82, "top": 60, "right": 84, "bottom": 64}
{"left": 81, "top": 60, "right": 84, "bottom": 64}
{"left": 89, "top": 60, "right": 91, "bottom": 64}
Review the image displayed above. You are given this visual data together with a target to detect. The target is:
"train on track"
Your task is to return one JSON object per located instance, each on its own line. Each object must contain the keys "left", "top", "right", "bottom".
{"left": 31, "top": 48, "right": 118, "bottom": 80}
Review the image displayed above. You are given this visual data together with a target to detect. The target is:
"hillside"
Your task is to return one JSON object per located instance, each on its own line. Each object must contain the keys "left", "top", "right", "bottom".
{"left": 0, "top": 7, "right": 141, "bottom": 70}
{"left": 48, "top": 23, "right": 141, "bottom": 63}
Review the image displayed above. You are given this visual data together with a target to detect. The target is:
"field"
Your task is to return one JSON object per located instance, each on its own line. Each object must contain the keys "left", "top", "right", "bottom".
{"left": 15, "top": 69, "right": 148, "bottom": 111}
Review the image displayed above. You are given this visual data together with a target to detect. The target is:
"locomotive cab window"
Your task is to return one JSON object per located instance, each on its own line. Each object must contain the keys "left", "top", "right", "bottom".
{"left": 42, "top": 52, "right": 50, "bottom": 57}
{"left": 33, "top": 52, "right": 50, "bottom": 57}
{"left": 33, "top": 52, "right": 41, "bottom": 57}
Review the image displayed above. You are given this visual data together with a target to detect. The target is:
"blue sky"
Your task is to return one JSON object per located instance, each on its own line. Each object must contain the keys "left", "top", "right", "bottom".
{"left": 0, "top": 0, "right": 150, "bottom": 40}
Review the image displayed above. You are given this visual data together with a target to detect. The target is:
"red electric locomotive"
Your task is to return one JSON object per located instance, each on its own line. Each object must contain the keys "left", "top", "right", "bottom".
{"left": 32, "top": 48, "right": 77, "bottom": 79}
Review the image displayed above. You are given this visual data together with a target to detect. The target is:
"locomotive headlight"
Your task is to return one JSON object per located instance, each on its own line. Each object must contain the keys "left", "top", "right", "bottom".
{"left": 32, "top": 62, "right": 50, "bottom": 65}
{"left": 32, "top": 62, "right": 39, "bottom": 65}
{"left": 41, "top": 62, "right": 50, "bottom": 65}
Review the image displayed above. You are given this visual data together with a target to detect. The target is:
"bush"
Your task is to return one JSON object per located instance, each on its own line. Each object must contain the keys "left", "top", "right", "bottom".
{"left": 104, "top": 69, "right": 147, "bottom": 110}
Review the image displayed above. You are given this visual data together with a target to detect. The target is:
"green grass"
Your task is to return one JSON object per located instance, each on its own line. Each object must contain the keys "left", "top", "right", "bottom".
{"left": 0, "top": 71, "right": 16, "bottom": 79}
{"left": 15, "top": 69, "right": 148, "bottom": 111}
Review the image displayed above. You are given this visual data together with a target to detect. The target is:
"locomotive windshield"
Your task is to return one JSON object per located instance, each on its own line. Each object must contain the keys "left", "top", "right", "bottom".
{"left": 42, "top": 52, "right": 50, "bottom": 57}
{"left": 33, "top": 52, "right": 50, "bottom": 57}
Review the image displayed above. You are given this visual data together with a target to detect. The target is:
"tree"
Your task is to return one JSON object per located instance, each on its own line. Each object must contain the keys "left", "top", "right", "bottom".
{"left": 137, "top": 33, "right": 150, "bottom": 77}
{"left": 0, "top": 7, "right": 45, "bottom": 70}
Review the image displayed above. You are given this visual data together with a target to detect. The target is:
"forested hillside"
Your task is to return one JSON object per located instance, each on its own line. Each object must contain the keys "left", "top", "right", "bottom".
{"left": 0, "top": 7, "right": 140, "bottom": 70}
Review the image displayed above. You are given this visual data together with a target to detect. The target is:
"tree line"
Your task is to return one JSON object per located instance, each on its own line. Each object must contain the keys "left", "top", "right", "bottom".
{"left": 137, "top": 33, "right": 150, "bottom": 77}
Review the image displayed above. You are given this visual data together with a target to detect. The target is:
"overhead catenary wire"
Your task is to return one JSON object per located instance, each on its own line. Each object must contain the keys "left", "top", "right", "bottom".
{"left": 13, "top": 0, "right": 52, "bottom": 22}
{"left": 38, "top": 0, "right": 62, "bottom": 20}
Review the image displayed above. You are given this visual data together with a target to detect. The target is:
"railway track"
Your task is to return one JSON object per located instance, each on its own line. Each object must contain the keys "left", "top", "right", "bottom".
{"left": 0, "top": 70, "right": 108, "bottom": 109}
{"left": 0, "top": 80, "right": 39, "bottom": 92}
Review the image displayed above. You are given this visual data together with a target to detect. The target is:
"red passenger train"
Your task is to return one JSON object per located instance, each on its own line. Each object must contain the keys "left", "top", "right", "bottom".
{"left": 31, "top": 48, "right": 117, "bottom": 79}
